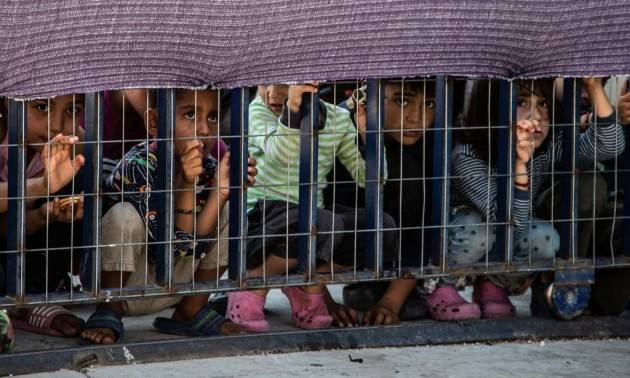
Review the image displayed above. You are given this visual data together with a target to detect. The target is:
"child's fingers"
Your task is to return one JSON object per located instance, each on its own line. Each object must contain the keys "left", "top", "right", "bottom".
{"left": 248, "top": 156, "right": 256, "bottom": 167}
{"left": 180, "top": 139, "right": 204, "bottom": 156}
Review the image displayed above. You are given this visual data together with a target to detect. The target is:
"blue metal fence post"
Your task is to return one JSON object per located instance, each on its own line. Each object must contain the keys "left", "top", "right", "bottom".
{"left": 6, "top": 100, "right": 25, "bottom": 301}
{"left": 155, "top": 89, "right": 175, "bottom": 287}
{"left": 559, "top": 79, "right": 581, "bottom": 260}
{"left": 297, "top": 92, "right": 319, "bottom": 278}
{"left": 495, "top": 80, "right": 516, "bottom": 264}
{"left": 228, "top": 88, "right": 249, "bottom": 283}
{"left": 364, "top": 79, "right": 384, "bottom": 275}
{"left": 80, "top": 92, "right": 104, "bottom": 293}
{"left": 428, "top": 76, "right": 452, "bottom": 269}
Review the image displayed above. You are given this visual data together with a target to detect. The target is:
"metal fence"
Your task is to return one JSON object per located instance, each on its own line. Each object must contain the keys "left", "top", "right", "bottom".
{"left": 1, "top": 76, "right": 629, "bottom": 317}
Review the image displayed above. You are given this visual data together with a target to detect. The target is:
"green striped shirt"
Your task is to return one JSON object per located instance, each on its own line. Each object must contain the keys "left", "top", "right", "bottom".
{"left": 247, "top": 96, "right": 376, "bottom": 212}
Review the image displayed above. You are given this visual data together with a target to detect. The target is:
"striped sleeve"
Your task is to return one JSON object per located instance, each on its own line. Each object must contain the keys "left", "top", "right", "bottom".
{"left": 577, "top": 114, "right": 625, "bottom": 164}
{"left": 451, "top": 144, "right": 531, "bottom": 239}
{"left": 248, "top": 98, "right": 301, "bottom": 168}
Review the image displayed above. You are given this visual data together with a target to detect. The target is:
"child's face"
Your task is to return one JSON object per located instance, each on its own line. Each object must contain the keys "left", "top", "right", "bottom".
{"left": 173, "top": 90, "right": 219, "bottom": 157}
{"left": 516, "top": 87, "right": 551, "bottom": 149}
{"left": 258, "top": 85, "right": 289, "bottom": 115}
{"left": 383, "top": 83, "right": 435, "bottom": 146}
{"left": 27, "top": 95, "right": 84, "bottom": 151}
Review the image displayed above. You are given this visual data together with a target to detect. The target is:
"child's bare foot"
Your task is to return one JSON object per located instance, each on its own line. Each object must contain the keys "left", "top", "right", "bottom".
{"left": 218, "top": 320, "right": 246, "bottom": 335}
{"left": 80, "top": 328, "right": 117, "bottom": 344}
{"left": 51, "top": 314, "right": 84, "bottom": 337}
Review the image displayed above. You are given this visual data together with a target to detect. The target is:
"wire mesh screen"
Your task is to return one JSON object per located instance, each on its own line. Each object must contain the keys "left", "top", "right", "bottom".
{"left": 1, "top": 76, "right": 629, "bottom": 309}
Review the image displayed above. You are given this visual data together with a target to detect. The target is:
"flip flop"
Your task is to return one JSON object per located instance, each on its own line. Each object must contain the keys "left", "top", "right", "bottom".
{"left": 12, "top": 306, "right": 84, "bottom": 337}
{"left": 153, "top": 304, "right": 226, "bottom": 336}
{"left": 80, "top": 309, "right": 124, "bottom": 345}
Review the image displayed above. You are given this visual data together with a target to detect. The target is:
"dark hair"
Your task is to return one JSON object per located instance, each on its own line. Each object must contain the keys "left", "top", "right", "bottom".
{"left": 454, "top": 78, "right": 559, "bottom": 165}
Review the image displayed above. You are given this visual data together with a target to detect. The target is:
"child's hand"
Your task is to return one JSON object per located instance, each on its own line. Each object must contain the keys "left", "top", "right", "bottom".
{"left": 362, "top": 303, "right": 399, "bottom": 326}
{"left": 41, "top": 134, "right": 85, "bottom": 194}
{"left": 582, "top": 77, "right": 604, "bottom": 92}
{"left": 287, "top": 81, "right": 319, "bottom": 113}
{"left": 177, "top": 139, "right": 204, "bottom": 187}
{"left": 618, "top": 92, "right": 630, "bottom": 125}
{"left": 515, "top": 120, "right": 537, "bottom": 165}
{"left": 39, "top": 195, "right": 84, "bottom": 224}
{"left": 327, "top": 302, "right": 359, "bottom": 328}
{"left": 212, "top": 153, "right": 257, "bottom": 200}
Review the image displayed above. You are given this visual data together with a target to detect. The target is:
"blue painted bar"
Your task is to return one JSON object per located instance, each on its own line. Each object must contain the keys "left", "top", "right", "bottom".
{"left": 155, "top": 89, "right": 175, "bottom": 287}
{"left": 297, "top": 92, "right": 319, "bottom": 276}
{"left": 80, "top": 93, "right": 104, "bottom": 292}
{"left": 364, "top": 79, "right": 385, "bottom": 274}
{"left": 428, "top": 76, "right": 452, "bottom": 267}
{"left": 228, "top": 88, "right": 249, "bottom": 282}
{"left": 494, "top": 81, "right": 516, "bottom": 262}
{"left": 5, "top": 100, "right": 25, "bottom": 299}
{"left": 558, "top": 79, "right": 581, "bottom": 260}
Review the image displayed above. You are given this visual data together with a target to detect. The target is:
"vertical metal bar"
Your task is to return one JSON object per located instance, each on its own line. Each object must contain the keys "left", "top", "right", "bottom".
{"left": 297, "top": 92, "right": 319, "bottom": 278}
{"left": 364, "top": 79, "right": 384, "bottom": 275}
{"left": 155, "top": 89, "right": 175, "bottom": 287}
{"left": 228, "top": 88, "right": 249, "bottom": 283}
{"left": 495, "top": 81, "right": 516, "bottom": 264}
{"left": 428, "top": 76, "right": 452, "bottom": 268}
{"left": 6, "top": 100, "right": 25, "bottom": 301}
{"left": 559, "top": 79, "right": 581, "bottom": 260}
{"left": 81, "top": 93, "right": 103, "bottom": 293}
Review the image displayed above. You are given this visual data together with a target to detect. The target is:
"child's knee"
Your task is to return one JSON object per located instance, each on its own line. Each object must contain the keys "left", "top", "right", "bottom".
{"left": 515, "top": 221, "right": 559, "bottom": 260}
{"left": 448, "top": 208, "right": 495, "bottom": 265}
{"left": 100, "top": 202, "right": 146, "bottom": 272}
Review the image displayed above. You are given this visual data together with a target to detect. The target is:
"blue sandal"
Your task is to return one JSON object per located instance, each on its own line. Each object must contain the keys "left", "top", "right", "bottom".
{"left": 80, "top": 309, "right": 124, "bottom": 344}
{"left": 153, "top": 304, "right": 226, "bottom": 337}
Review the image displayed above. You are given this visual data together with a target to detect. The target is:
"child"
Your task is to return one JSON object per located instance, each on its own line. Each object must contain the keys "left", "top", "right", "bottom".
{"left": 226, "top": 83, "right": 397, "bottom": 331}
{"left": 324, "top": 80, "right": 436, "bottom": 326}
{"left": 432, "top": 78, "right": 625, "bottom": 321}
{"left": 0, "top": 95, "right": 86, "bottom": 337}
{"left": 80, "top": 88, "right": 257, "bottom": 344}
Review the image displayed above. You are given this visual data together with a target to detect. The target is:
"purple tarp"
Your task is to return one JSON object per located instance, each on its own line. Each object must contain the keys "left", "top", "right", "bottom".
{"left": 1, "top": 0, "right": 629, "bottom": 99}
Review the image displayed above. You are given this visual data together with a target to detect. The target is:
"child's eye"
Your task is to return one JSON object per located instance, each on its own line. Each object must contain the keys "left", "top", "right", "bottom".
{"left": 425, "top": 100, "right": 436, "bottom": 109}
{"left": 538, "top": 100, "right": 550, "bottom": 109}
{"left": 207, "top": 114, "right": 218, "bottom": 123}
{"left": 34, "top": 103, "right": 48, "bottom": 113}
{"left": 395, "top": 98, "right": 409, "bottom": 107}
{"left": 66, "top": 105, "right": 83, "bottom": 115}
{"left": 184, "top": 111, "right": 196, "bottom": 120}
{"left": 517, "top": 97, "right": 528, "bottom": 107}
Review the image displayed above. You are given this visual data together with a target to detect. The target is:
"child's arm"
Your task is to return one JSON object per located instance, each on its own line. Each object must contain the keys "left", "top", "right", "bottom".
{"left": 618, "top": 83, "right": 630, "bottom": 125}
{"left": 577, "top": 78, "right": 625, "bottom": 163}
{"left": 452, "top": 142, "right": 531, "bottom": 241}
{"left": 249, "top": 83, "right": 319, "bottom": 168}
{"left": 0, "top": 195, "right": 84, "bottom": 236}
{"left": 0, "top": 134, "right": 84, "bottom": 213}
{"left": 362, "top": 278, "right": 417, "bottom": 326}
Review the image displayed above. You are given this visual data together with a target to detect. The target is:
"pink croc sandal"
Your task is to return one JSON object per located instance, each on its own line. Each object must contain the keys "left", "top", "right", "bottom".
{"left": 472, "top": 278, "right": 516, "bottom": 319}
{"left": 226, "top": 291, "right": 269, "bottom": 332}
{"left": 281, "top": 286, "right": 333, "bottom": 329}
{"left": 427, "top": 284, "right": 481, "bottom": 321}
